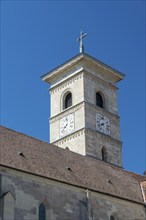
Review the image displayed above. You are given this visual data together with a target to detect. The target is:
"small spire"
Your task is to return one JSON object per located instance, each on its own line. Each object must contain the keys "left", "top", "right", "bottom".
{"left": 76, "top": 30, "right": 87, "bottom": 53}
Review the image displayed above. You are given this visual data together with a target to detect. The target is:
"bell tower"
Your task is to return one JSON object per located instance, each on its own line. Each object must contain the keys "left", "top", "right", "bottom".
{"left": 42, "top": 43, "right": 125, "bottom": 167}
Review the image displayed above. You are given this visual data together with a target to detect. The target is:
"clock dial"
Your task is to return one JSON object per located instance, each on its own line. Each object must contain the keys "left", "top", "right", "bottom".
{"left": 96, "top": 113, "right": 110, "bottom": 135}
{"left": 60, "top": 114, "right": 74, "bottom": 137}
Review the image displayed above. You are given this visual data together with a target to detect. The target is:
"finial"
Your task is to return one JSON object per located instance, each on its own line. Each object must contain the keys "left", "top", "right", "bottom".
{"left": 76, "top": 30, "right": 87, "bottom": 53}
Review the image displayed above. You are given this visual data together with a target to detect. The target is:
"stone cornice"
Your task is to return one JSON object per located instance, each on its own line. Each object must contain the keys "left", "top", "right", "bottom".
{"left": 50, "top": 71, "right": 84, "bottom": 94}
{"left": 84, "top": 69, "right": 118, "bottom": 92}
{"left": 85, "top": 128, "right": 122, "bottom": 149}
{"left": 50, "top": 99, "right": 119, "bottom": 124}
{"left": 41, "top": 53, "right": 125, "bottom": 84}
{"left": 52, "top": 128, "right": 85, "bottom": 146}
{"left": 85, "top": 101, "right": 120, "bottom": 120}
{"left": 50, "top": 102, "right": 84, "bottom": 123}
{"left": 51, "top": 126, "right": 122, "bottom": 150}
{"left": 49, "top": 69, "right": 117, "bottom": 96}
{"left": 42, "top": 54, "right": 84, "bottom": 83}
{"left": 82, "top": 53, "right": 125, "bottom": 81}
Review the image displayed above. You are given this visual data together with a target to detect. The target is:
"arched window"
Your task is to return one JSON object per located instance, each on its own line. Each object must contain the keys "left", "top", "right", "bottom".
{"left": 39, "top": 203, "right": 46, "bottom": 220}
{"left": 96, "top": 92, "right": 103, "bottom": 108}
{"left": 110, "top": 216, "right": 115, "bottom": 220}
{"left": 102, "top": 147, "right": 108, "bottom": 162}
{"left": 64, "top": 92, "right": 72, "bottom": 109}
{"left": 2, "top": 192, "right": 15, "bottom": 220}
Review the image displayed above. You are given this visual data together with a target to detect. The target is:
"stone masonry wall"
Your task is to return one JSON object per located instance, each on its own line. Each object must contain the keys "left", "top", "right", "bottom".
{"left": 0, "top": 169, "right": 145, "bottom": 220}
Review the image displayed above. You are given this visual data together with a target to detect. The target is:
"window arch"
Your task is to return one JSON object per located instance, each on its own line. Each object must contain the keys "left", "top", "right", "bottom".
{"left": 63, "top": 92, "right": 72, "bottom": 110}
{"left": 101, "top": 147, "right": 108, "bottom": 162}
{"left": 39, "top": 203, "right": 46, "bottom": 220}
{"left": 96, "top": 92, "right": 103, "bottom": 108}
{"left": 2, "top": 192, "right": 15, "bottom": 220}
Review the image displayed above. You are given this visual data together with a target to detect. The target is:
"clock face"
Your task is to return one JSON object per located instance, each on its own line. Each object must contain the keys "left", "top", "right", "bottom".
{"left": 60, "top": 114, "right": 74, "bottom": 137}
{"left": 96, "top": 113, "right": 110, "bottom": 135}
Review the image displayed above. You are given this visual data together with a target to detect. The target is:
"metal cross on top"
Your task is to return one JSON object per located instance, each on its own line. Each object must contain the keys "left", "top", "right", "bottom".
{"left": 77, "top": 31, "right": 87, "bottom": 53}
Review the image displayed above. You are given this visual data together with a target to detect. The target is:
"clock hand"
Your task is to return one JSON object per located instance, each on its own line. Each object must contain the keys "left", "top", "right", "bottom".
{"left": 64, "top": 119, "right": 68, "bottom": 129}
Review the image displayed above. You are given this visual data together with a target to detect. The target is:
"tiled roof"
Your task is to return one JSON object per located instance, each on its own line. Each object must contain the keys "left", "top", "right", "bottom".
{"left": 0, "top": 126, "right": 146, "bottom": 204}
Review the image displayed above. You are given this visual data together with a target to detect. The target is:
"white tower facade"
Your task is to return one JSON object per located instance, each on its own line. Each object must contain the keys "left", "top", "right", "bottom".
{"left": 42, "top": 53, "right": 125, "bottom": 167}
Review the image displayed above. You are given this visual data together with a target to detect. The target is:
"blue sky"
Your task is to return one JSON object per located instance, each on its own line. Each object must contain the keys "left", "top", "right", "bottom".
{"left": 1, "top": 1, "right": 145, "bottom": 175}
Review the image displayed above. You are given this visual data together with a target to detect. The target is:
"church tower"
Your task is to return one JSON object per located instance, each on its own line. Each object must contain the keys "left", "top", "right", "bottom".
{"left": 42, "top": 36, "right": 125, "bottom": 167}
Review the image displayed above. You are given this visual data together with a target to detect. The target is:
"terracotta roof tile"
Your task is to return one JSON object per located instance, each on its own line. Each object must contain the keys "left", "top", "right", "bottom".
{"left": 0, "top": 126, "right": 146, "bottom": 204}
